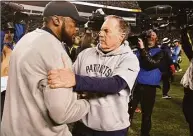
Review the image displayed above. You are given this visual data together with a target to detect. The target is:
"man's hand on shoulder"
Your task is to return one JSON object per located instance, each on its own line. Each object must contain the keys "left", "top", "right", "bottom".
{"left": 48, "top": 56, "right": 76, "bottom": 89}
{"left": 48, "top": 68, "right": 76, "bottom": 89}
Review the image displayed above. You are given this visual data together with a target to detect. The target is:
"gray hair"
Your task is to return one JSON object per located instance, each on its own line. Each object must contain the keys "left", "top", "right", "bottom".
{"left": 105, "top": 15, "right": 130, "bottom": 41}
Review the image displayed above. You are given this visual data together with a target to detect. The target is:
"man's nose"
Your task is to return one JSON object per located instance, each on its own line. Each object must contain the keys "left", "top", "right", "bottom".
{"left": 99, "top": 31, "right": 104, "bottom": 37}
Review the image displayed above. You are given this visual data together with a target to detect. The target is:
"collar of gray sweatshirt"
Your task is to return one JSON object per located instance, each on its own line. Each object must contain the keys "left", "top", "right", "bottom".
{"left": 95, "top": 41, "right": 132, "bottom": 56}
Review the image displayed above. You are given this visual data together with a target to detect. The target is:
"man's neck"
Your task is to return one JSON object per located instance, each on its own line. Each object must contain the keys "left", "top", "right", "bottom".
{"left": 42, "top": 26, "right": 61, "bottom": 42}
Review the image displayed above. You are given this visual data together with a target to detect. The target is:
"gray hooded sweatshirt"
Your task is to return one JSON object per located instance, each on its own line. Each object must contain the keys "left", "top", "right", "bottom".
{"left": 1, "top": 29, "right": 90, "bottom": 136}
{"left": 73, "top": 41, "right": 140, "bottom": 131}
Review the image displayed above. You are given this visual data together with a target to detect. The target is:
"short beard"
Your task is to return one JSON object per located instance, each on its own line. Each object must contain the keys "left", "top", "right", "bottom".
{"left": 61, "top": 22, "right": 73, "bottom": 47}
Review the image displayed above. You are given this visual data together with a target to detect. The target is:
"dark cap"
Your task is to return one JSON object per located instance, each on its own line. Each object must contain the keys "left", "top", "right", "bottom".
{"left": 43, "top": 1, "right": 88, "bottom": 24}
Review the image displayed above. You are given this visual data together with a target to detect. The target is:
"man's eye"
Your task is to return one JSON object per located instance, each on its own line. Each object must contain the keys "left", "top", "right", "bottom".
{"left": 104, "top": 29, "right": 109, "bottom": 33}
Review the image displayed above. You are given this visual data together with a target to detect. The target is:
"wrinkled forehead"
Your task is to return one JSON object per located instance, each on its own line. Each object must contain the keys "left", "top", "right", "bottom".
{"left": 101, "top": 18, "right": 119, "bottom": 29}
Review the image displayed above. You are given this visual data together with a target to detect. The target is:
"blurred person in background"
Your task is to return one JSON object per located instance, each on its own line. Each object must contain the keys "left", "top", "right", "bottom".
{"left": 161, "top": 37, "right": 172, "bottom": 58}
{"left": 70, "top": 35, "right": 81, "bottom": 62}
{"left": 1, "top": 23, "right": 15, "bottom": 77}
{"left": 1, "top": 12, "right": 29, "bottom": 119}
{"left": 172, "top": 39, "right": 182, "bottom": 72}
{"left": 129, "top": 29, "right": 175, "bottom": 136}
{"left": 1, "top": 25, "right": 15, "bottom": 76}
{"left": 1, "top": 13, "right": 29, "bottom": 76}
{"left": 1, "top": 23, "right": 15, "bottom": 119}
{"left": 13, "top": 12, "right": 29, "bottom": 43}
{"left": 70, "top": 29, "right": 97, "bottom": 62}
{"left": 160, "top": 37, "right": 174, "bottom": 98}
{"left": 79, "top": 30, "right": 93, "bottom": 50}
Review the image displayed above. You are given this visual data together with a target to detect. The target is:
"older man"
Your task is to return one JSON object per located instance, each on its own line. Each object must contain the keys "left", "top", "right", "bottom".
{"left": 1, "top": 1, "right": 90, "bottom": 136}
{"left": 48, "top": 15, "right": 140, "bottom": 136}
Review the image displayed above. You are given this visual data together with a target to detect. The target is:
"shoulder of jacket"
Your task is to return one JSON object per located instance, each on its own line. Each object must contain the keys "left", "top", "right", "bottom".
{"left": 150, "top": 47, "right": 161, "bottom": 52}
{"left": 77, "top": 47, "right": 94, "bottom": 57}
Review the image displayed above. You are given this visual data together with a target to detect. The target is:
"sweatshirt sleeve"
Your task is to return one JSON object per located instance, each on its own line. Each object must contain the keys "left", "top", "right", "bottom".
{"left": 139, "top": 48, "right": 165, "bottom": 70}
{"left": 26, "top": 42, "right": 90, "bottom": 125}
{"left": 73, "top": 75, "right": 127, "bottom": 94}
{"left": 38, "top": 79, "right": 89, "bottom": 124}
{"left": 112, "top": 53, "right": 140, "bottom": 91}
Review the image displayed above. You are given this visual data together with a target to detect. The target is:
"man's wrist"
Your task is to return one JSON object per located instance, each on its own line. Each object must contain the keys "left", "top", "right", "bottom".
{"left": 73, "top": 74, "right": 80, "bottom": 91}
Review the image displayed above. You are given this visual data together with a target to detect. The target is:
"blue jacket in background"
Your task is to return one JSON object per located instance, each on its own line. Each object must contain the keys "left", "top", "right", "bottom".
{"left": 14, "top": 24, "right": 25, "bottom": 43}
{"left": 136, "top": 47, "right": 162, "bottom": 86}
{"left": 1, "top": 31, "right": 5, "bottom": 52}
{"left": 172, "top": 46, "right": 181, "bottom": 63}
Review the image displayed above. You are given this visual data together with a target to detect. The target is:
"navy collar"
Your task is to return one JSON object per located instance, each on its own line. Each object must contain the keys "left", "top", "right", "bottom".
{"left": 42, "top": 27, "right": 61, "bottom": 42}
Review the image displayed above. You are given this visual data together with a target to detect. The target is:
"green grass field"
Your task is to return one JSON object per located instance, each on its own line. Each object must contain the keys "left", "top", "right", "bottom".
{"left": 128, "top": 54, "right": 190, "bottom": 136}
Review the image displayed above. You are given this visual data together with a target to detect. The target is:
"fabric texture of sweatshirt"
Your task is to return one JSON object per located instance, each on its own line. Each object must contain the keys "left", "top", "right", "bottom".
{"left": 181, "top": 59, "right": 193, "bottom": 90}
{"left": 1, "top": 29, "right": 90, "bottom": 136}
{"left": 73, "top": 41, "right": 140, "bottom": 131}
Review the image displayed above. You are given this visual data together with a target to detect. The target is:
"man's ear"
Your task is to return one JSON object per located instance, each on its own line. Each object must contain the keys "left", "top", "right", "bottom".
{"left": 51, "top": 16, "right": 61, "bottom": 26}
{"left": 120, "top": 33, "right": 126, "bottom": 42}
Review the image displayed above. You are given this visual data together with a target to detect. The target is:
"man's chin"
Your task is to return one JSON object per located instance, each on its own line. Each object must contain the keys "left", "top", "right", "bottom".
{"left": 100, "top": 47, "right": 112, "bottom": 52}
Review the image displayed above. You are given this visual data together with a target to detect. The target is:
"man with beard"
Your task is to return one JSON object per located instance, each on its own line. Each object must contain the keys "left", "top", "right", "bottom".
{"left": 1, "top": 1, "right": 90, "bottom": 136}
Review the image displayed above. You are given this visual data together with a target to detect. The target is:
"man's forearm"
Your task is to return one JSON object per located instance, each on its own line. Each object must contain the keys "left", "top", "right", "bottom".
{"left": 139, "top": 48, "right": 164, "bottom": 70}
{"left": 73, "top": 75, "right": 128, "bottom": 94}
